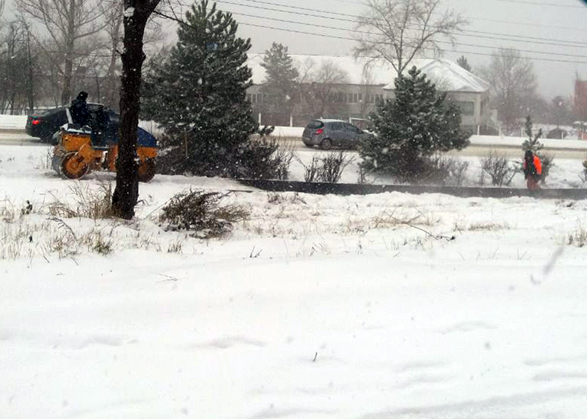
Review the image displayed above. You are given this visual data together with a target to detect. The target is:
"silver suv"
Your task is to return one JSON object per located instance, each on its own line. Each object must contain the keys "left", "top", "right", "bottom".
{"left": 302, "top": 119, "right": 374, "bottom": 150}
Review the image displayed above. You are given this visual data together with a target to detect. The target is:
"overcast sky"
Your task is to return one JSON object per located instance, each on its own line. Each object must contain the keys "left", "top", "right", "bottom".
{"left": 212, "top": 0, "right": 587, "bottom": 99}
{"left": 6, "top": 0, "right": 587, "bottom": 99}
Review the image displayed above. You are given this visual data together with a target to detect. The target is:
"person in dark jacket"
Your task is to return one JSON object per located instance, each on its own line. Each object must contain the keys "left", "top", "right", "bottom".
{"left": 90, "top": 107, "right": 112, "bottom": 147}
{"left": 523, "top": 150, "right": 542, "bottom": 190}
{"left": 70, "top": 91, "right": 90, "bottom": 127}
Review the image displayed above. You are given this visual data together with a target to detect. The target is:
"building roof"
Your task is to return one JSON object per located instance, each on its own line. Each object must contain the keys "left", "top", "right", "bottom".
{"left": 246, "top": 54, "right": 489, "bottom": 94}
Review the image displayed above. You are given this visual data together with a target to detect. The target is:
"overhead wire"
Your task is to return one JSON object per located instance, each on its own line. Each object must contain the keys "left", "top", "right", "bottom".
{"left": 223, "top": 9, "right": 587, "bottom": 61}
{"left": 214, "top": 0, "right": 587, "bottom": 49}
{"left": 237, "top": 21, "right": 587, "bottom": 64}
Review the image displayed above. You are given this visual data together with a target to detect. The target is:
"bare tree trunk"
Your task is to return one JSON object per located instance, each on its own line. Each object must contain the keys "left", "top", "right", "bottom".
{"left": 60, "top": 0, "right": 76, "bottom": 105}
{"left": 112, "top": 0, "right": 160, "bottom": 219}
{"left": 106, "top": 2, "right": 123, "bottom": 108}
{"left": 26, "top": 26, "right": 35, "bottom": 113}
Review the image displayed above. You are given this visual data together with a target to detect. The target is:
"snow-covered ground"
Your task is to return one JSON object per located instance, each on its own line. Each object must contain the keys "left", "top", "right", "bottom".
{"left": 2, "top": 144, "right": 587, "bottom": 419}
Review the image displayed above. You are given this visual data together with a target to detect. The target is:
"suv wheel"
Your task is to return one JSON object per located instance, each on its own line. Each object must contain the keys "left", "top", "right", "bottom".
{"left": 320, "top": 138, "right": 333, "bottom": 150}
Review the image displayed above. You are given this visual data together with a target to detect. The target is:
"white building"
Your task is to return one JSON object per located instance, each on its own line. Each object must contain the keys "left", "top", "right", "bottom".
{"left": 246, "top": 54, "right": 491, "bottom": 131}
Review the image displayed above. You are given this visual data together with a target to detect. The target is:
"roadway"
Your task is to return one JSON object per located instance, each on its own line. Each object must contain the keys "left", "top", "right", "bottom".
{"left": 280, "top": 139, "right": 587, "bottom": 160}
{"left": 2, "top": 131, "right": 586, "bottom": 160}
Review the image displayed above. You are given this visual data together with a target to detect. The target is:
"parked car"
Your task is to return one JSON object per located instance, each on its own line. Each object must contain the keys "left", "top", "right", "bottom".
{"left": 26, "top": 104, "right": 120, "bottom": 144}
{"left": 302, "top": 119, "right": 374, "bottom": 150}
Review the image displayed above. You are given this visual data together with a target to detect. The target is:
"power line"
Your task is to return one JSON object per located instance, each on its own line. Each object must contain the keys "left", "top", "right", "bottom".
{"left": 226, "top": 10, "right": 587, "bottom": 61}
{"left": 467, "top": 16, "right": 587, "bottom": 33}
{"left": 237, "top": 21, "right": 587, "bottom": 64}
{"left": 489, "top": 0, "right": 586, "bottom": 9}
{"left": 215, "top": 0, "right": 587, "bottom": 49}
{"left": 312, "top": 0, "right": 587, "bottom": 31}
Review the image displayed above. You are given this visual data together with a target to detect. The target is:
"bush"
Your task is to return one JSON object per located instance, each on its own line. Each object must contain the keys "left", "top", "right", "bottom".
{"left": 48, "top": 183, "right": 114, "bottom": 219}
{"left": 297, "top": 156, "right": 322, "bottom": 183}
{"left": 159, "top": 190, "right": 249, "bottom": 238}
{"left": 319, "top": 152, "right": 354, "bottom": 183}
{"left": 296, "top": 152, "right": 353, "bottom": 183}
{"left": 359, "top": 67, "right": 470, "bottom": 182}
{"left": 480, "top": 151, "right": 518, "bottom": 186}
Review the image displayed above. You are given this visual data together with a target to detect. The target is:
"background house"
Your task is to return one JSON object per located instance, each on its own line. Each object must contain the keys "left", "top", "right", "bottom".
{"left": 246, "top": 54, "right": 491, "bottom": 132}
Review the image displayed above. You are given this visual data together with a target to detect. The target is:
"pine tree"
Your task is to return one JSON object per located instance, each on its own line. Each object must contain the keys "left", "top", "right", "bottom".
{"left": 457, "top": 56, "right": 472, "bottom": 72}
{"left": 142, "top": 0, "right": 277, "bottom": 178}
{"left": 523, "top": 115, "right": 553, "bottom": 182}
{"left": 359, "top": 66, "right": 470, "bottom": 181}
{"left": 260, "top": 43, "right": 299, "bottom": 117}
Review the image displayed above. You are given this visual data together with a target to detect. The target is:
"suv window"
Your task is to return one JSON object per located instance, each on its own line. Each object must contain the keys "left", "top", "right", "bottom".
{"left": 330, "top": 122, "right": 344, "bottom": 131}
{"left": 307, "top": 120, "right": 324, "bottom": 129}
{"left": 345, "top": 124, "right": 360, "bottom": 133}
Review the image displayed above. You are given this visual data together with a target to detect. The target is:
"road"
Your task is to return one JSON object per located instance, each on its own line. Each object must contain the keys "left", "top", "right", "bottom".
{"left": 279, "top": 139, "right": 587, "bottom": 160}
{"left": 0, "top": 132, "right": 45, "bottom": 146}
{"left": 2, "top": 131, "right": 586, "bottom": 160}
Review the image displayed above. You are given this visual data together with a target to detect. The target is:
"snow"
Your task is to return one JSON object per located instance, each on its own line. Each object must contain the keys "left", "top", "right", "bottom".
{"left": 2, "top": 144, "right": 587, "bottom": 418}
{"left": 0, "top": 115, "right": 28, "bottom": 129}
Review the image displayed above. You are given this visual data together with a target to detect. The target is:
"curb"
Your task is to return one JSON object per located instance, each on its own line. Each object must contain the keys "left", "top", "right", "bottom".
{"left": 237, "top": 179, "right": 587, "bottom": 200}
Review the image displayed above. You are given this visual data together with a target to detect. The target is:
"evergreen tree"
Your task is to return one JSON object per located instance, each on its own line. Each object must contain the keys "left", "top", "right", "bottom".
{"left": 523, "top": 115, "right": 553, "bottom": 182}
{"left": 359, "top": 66, "right": 470, "bottom": 181}
{"left": 260, "top": 42, "right": 299, "bottom": 117}
{"left": 142, "top": 0, "right": 277, "bottom": 178}
{"left": 457, "top": 55, "right": 472, "bottom": 72}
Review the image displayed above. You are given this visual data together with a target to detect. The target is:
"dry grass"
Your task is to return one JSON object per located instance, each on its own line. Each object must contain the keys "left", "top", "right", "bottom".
{"left": 48, "top": 182, "right": 114, "bottom": 219}
{"left": 468, "top": 221, "right": 510, "bottom": 231}
{"left": 565, "top": 222, "right": 587, "bottom": 247}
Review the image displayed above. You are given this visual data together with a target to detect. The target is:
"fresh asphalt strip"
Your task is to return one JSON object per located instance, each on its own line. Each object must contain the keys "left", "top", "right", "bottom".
{"left": 238, "top": 179, "right": 587, "bottom": 200}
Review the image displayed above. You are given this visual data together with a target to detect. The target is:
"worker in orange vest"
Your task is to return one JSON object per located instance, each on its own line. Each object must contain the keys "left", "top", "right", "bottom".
{"left": 523, "top": 150, "right": 542, "bottom": 190}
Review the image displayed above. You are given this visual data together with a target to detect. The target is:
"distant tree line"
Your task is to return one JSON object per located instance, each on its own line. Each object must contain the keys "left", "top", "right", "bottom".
{"left": 0, "top": 0, "right": 161, "bottom": 113}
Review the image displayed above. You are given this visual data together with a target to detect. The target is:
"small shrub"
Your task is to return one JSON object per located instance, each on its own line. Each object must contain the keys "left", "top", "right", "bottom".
{"left": 357, "top": 166, "right": 371, "bottom": 184}
{"left": 271, "top": 146, "right": 296, "bottom": 181}
{"left": 90, "top": 233, "right": 113, "bottom": 255}
{"left": 319, "top": 152, "right": 354, "bottom": 183}
{"left": 448, "top": 161, "right": 470, "bottom": 187}
{"left": 167, "top": 240, "right": 183, "bottom": 253}
{"left": 297, "top": 156, "right": 322, "bottom": 183}
{"left": 159, "top": 190, "right": 249, "bottom": 238}
{"left": 417, "top": 156, "right": 469, "bottom": 186}
{"left": 480, "top": 151, "right": 518, "bottom": 186}
{"left": 48, "top": 182, "right": 114, "bottom": 219}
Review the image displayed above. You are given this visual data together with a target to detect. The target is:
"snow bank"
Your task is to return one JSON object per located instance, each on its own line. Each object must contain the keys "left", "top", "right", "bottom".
{"left": 0, "top": 115, "right": 27, "bottom": 129}
{"left": 471, "top": 135, "right": 587, "bottom": 150}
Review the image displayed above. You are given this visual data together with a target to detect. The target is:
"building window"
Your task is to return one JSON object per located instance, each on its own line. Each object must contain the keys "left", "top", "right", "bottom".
{"left": 455, "top": 101, "right": 475, "bottom": 116}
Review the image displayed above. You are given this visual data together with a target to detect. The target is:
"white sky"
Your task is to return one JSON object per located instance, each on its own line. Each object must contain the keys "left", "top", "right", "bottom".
{"left": 5, "top": 0, "right": 587, "bottom": 99}
{"left": 214, "top": 0, "right": 587, "bottom": 99}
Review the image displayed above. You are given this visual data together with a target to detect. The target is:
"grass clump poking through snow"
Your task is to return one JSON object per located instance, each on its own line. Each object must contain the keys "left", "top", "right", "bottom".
{"left": 565, "top": 222, "right": 587, "bottom": 247}
{"left": 159, "top": 190, "right": 249, "bottom": 238}
{"left": 48, "top": 182, "right": 114, "bottom": 219}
